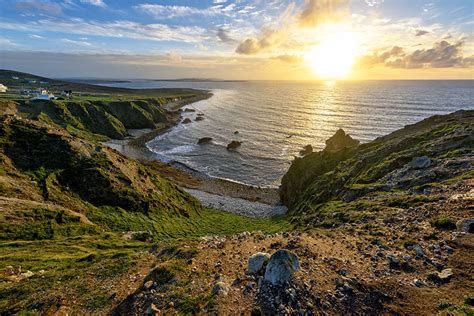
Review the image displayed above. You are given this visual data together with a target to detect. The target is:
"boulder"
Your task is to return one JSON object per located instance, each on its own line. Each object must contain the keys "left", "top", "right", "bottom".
{"left": 234, "top": 131, "right": 239, "bottom": 134}
{"left": 410, "top": 156, "right": 431, "bottom": 169}
{"left": 248, "top": 252, "right": 270, "bottom": 274}
{"left": 227, "top": 141, "right": 242, "bottom": 150}
{"left": 456, "top": 219, "right": 474, "bottom": 233}
{"left": 197, "top": 137, "right": 213, "bottom": 145}
{"left": 184, "top": 108, "right": 196, "bottom": 112}
{"left": 325, "top": 129, "right": 359, "bottom": 152}
{"left": 300, "top": 145, "right": 313, "bottom": 156}
{"left": 264, "top": 250, "right": 300, "bottom": 285}
{"left": 195, "top": 116, "right": 205, "bottom": 121}
{"left": 182, "top": 118, "right": 192, "bottom": 124}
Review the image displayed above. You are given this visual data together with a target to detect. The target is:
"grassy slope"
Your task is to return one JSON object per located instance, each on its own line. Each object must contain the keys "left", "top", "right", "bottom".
{"left": 0, "top": 113, "right": 287, "bottom": 314}
{"left": 281, "top": 110, "right": 473, "bottom": 226}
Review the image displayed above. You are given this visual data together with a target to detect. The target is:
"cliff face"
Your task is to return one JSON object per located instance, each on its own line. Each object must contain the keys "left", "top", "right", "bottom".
{"left": 280, "top": 110, "right": 474, "bottom": 215}
{"left": 17, "top": 98, "right": 168, "bottom": 140}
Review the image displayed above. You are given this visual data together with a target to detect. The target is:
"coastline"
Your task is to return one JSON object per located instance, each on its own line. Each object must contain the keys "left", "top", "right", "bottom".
{"left": 102, "top": 93, "right": 285, "bottom": 216}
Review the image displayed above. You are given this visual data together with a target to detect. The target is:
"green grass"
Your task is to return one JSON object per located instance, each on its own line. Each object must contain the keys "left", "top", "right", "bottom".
{"left": 432, "top": 216, "right": 457, "bottom": 230}
{"left": 0, "top": 207, "right": 289, "bottom": 314}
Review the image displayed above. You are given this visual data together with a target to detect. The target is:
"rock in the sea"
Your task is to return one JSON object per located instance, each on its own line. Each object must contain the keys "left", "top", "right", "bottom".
{"left": 325, "top": 129, "right": 359, "bottom": 152}
{"left": 300, "top": 145, "right": 313, "bottom": 156}
{"left": 456, "top": 219, "right": 474, "bottom": 233}
{"left": 234, "top": 131, "right": 239, "bottom": 134}
{"left": 227, "top": 141, "right": 242, "bottom": 150}
{"left": 182, "top": 118, "right": 192, "bottom": 124}
{"left": 264, "top": 250, "right": 300, "bottom": 285}
{"left": 248, "top": 252, "right": 270, "bottom": 274}
{"left": 184, "top": 108, "right": 196, "bottom": 112}
{"left": 198, "top": 137, "right": 213, "bottom": 145}
{"left": 409, "top": 156, "right": 431, "bottom": 169}
{"left": 195, "top": 116, "right": 205, "bottom": 121}
{"left": 212, "top": 281, "right": 229, "bottom": 296}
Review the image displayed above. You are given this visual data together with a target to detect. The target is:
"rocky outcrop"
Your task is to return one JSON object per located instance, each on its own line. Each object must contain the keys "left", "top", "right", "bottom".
{"left": 182, "top": 118, "right": 192, "bottom": 124}
{"left": 300, "top": 145, "right": 313, "bottom": 156}
{"left": 280, "top": 110, "right": 474, "bottom": 213}
{"left": 324, "top": 129, "right": 359, "bottom": 152}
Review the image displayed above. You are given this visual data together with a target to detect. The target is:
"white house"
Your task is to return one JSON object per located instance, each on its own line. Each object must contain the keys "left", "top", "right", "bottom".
{"left": 30, "top": 89, "right": 55, "bottom": 100}
{"left": 0, "top": 84, "right": 8, "bottom": 93}
{"left": 11, "top": 76, "right": 19, "bottom": 80}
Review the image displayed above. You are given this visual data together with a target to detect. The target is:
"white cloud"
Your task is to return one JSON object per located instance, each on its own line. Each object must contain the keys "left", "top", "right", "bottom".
{"left": 0, "top": 19, "right": 207, "bottom": 43}
{"left": 135, "top": 4, "right": 221, "bottom": 19}
{"left": 61, "top": 38, "right": 93, "bottom": 46}
{"left": 213, "top": 0, "right": 227, "bottom": 3}
{"left": 365, "top": 0, "right": 384, "bottom": 7}
{"left": 29, "top": 34, "right": 44, "bottom": 39}
{"left": 80, "top": 0, "right": 106, "bottom": 8}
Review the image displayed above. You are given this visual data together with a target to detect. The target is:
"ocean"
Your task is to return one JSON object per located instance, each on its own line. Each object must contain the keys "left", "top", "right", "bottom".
{"left": 99, "top": 80, "right": 474, "bottom": 188}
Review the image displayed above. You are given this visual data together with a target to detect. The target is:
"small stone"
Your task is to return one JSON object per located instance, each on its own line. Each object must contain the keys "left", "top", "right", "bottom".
{"left": 413, "top": 245, "right": 425, "bottom": 258}
{"left": 143, "top": 280, "right": 154, "bottom": 290}
{"left": 212, "top": 281, "right": 229, "bottom": 296}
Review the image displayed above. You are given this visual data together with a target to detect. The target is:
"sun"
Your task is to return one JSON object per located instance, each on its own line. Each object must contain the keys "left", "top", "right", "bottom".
{"left": 305, "top": 30, "right": 360, "bottom": 79}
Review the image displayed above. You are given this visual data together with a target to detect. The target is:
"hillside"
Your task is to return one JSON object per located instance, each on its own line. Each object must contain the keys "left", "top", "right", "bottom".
{"left": 0, "top": 71, "right": 472, "bottom": 315}
{"left": 0, "top": 69, "right": 206, "bottom": 97}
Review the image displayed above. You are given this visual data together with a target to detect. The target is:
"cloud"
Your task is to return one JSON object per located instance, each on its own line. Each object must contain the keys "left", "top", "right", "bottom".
{"left": 298, "top": 0, "right": 349, "bottom": 27}
{"left": 29, "top": 34, "right": 44, "bottom": 39}
{"left": 0, "top": 19, "right": 206, "bottom": 43}
{"left": 61, "top": 38, "right": 93, "bottom": 46}
{"left": 415, "top": 29, "right": 430, "bottom": 36}
{"left": 365, "top": 0, "right": 384, "bottom": 7}
{"left": 213, "top": 0, "right": 227, "bottom": 3}
{"left": 217, "top": 28, "right": 236, "bottom": 43}
{"left": 387, "top": 40, "right": 473, "bottom": 68}
{"left": 270, "top": 54, "right": 303, "bottom": 64}
{"left": 135, "top": 4, "right": 221, "bottom": 19}
{"left": 235, "top": 29, "right": 283, "bottom": 55}
{"left": 235, "top": 0, "right": 348, "bottom": 55}
{"left": 360, "top": 40, "right": 473, "bottom": 69}
{"left": 80, "top": 0, "right": 106, "bottom": 8}
{"left": 359, "top": 46, "right": 405, "bottom": 66}
{"left": 15, "top": 0, "right": 63, "bottom": 15}
{"left": 165, "top": 50, "right": 183, "bottom": 63}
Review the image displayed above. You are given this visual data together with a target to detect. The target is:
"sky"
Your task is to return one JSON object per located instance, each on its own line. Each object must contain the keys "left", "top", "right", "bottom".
{"left": 0, "top": 0, "right": 473, "bottom": 79}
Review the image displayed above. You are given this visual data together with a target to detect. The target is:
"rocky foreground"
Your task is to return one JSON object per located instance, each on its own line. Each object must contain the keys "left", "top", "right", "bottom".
{"left": 0, "top": 92, "right": 472, "bottom": 315}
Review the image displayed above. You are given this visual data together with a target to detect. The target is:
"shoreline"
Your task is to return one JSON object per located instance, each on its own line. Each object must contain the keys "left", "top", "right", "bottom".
{"left": 102, "top": 93, "right": 285, "bottom": 216}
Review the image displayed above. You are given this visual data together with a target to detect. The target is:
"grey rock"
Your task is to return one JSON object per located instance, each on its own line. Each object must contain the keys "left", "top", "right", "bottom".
{"left": 212, "top": 281, "right": 229, "bottom": 296}
{"left": 264, "top": 250, "right": 300, "bottom": 285}
{"left": 456, "top": 219, "right": 474, "bottom": 233}
{"left": 248, "top": 252, "right": 271, "bottom": 274}
{"left": 413, "top": 245, "right": 425, "bottom": 258}
{"left": 410, "top": 156, "right": 431, "bottom": 169}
